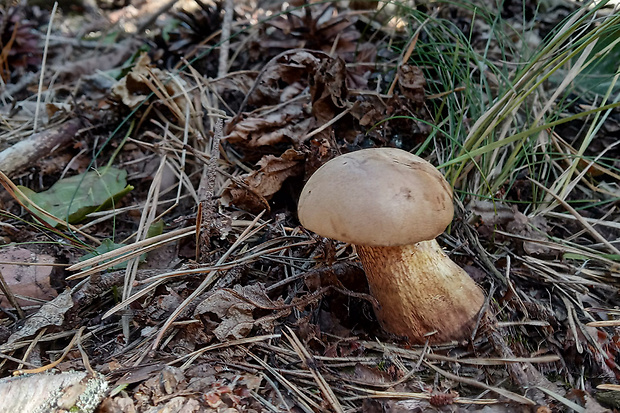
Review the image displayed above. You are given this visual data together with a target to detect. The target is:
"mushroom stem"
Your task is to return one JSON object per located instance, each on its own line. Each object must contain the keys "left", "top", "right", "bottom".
{"left": 356, "top": 239, "right": 484, "bottom": 343}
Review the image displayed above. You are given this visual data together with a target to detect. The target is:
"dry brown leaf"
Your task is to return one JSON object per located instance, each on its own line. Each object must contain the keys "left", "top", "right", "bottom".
{"left": 195, "top": 288, "right": 254, "bottom": 341}
{"left": 506, "top": 212, "right": 551, "bottom": 255}
{"left": 55, "top": 44, "right": 134, "bottom": 79}
{"left": 251, "top": 50, "right": 323, "bottom": 105}
{"left": 397, "top": 64, "right": 426, "bottom": 106}
{"left": 222, "top": 149, "right": 305, "bottom": 212}
{"left": 0, "top": 247, "right": 57, "bottom": 308}
{"left": 225, "top": 102, "right": 312, "bottom": 148}
{"left": 194, "top": 284, "right": 280, "bottom": 341}
{"left": 311, "top": 56, "right": 349, "bottom": 123}
{"left": 111, "top": 53, "right": 187, "bottom": 110}
{"left": 6, "top": 289, "right": 73, "bottom": 345}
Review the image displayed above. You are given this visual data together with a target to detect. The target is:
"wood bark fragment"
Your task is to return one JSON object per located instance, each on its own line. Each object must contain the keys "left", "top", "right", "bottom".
{"left": 0, "top": 118, "right": 83, "bottom": 176}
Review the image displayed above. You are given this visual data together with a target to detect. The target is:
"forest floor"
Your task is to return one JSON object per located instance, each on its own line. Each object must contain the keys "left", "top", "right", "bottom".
{"left": 1, "top": 0, "right": 620, "bottom": 412}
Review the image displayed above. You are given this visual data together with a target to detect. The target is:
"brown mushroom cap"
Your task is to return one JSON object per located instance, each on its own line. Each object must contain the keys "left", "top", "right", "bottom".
{"left": 298, "top": 148, "right": 454, "bottom": 246}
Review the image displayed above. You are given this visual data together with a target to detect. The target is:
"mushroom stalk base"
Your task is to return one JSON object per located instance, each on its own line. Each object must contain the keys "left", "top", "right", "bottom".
{"left": 357, "top": 239, "right": 484, "bottom": 344}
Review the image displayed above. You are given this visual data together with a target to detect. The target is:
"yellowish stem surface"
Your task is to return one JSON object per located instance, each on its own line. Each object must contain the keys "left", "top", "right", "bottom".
{"left": 357, "top": 239, "right": 484, "bottom": 344}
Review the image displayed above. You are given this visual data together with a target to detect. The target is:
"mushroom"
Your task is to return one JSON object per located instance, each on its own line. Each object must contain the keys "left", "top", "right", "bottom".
{"left": 298, "top": 148, "right": 484, "bottom": 343}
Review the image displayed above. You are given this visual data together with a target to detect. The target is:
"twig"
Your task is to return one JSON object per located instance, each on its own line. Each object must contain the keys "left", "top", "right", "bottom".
{"left": 218, "top": 0, "right": 234, "bottom": 78}
{"left": 197, "top": 119, "right": 222, "bottom": 262}
{"left": 529, "top": 178, "right": 620, "bottom": 255}
{"left": 424, "top": 361, "right": 535, "bottom": 405}
{"left": 13, "top": 328, "right": 82, "bottom": 375}
{"left": 33, "top": 2, "right": 57, "bottom": 133}
{"left": 136, "top": 0, "right": 179, "bottom": 34}
{"left": 284, "top": 327, "right": 344, "bottom": 413}
{"left": 0, "top": 269, "right": 24, "bottom": 319}
{"left": 0, "top": 118, "right": 82, "bottom": 176}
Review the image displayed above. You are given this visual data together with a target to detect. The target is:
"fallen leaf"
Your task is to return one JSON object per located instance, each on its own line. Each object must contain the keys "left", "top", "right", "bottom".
{"left": 16, "top": 167, "right": 133, "bottom": 227}
{"left": 225, "top": 101, "right": 313, "bottom": 149}
{"left": 397, "top": 64, "right": 426, "bottom": 105}
{"left": 0, "top": 247, "right": 57, "bottom": 308}
{"left": 194, "top": 284, "right": 280, "bottom": 341}
{"left": 6, "top": 289, "right": 73, "bottom": 345}
{"left": 111, "top": 53, "right": 187, "bottom": 111}
{"left": 221, "top": 149, "right": 305, "bottom": 212}
{"left": 311, "top": 56, "right": 349, "bottom": 123}
{"left": 506, "top": 212, "right": 551, "bottom": 255}
{"left": 195, "top": 288, "right": 254, "bottom": 341}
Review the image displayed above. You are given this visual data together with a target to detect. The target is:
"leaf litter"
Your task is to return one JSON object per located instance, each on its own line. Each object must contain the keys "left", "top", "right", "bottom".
{"left": 0, "top": 0, "right": 619, "bottom": 412}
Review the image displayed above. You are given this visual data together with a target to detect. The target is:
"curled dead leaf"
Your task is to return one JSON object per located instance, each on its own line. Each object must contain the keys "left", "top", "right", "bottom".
{"left": 194, "top": 284, "right": 282, "bottom": 341}
{"left": 111, "top": 53, "right": 187, "bottom": 112}
{"left": 397, "top": 64, "right": 427, "bottom": 105}
{"left": 222, "top": 149, "right": 305, "bottom": 213}
{"left": 0, "top": 247, "right": 57, "bottom": 308}
{"left": 225, "top": 102, "right": 312, "bottom": 149}
{"left": 311, "top": 56, "right": 349, "bottom": 123}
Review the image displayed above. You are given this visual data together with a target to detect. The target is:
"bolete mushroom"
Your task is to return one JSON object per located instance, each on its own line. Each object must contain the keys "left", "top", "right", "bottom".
{"left": 298, "top": 148, "right": 484, "bottom": 343}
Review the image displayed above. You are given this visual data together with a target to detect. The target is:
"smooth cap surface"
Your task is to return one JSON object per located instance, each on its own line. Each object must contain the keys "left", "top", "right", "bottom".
{"left": 298, "top": 148, "right": 454, "bottom": 246}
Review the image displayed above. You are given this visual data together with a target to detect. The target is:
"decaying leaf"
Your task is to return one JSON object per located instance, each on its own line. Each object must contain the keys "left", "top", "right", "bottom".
{"left": 194, "top": 288, "right": 254, "bottom": 341}
{"left": 6, "top": 289, "right": 73, "bottom": 345}
{"left": 222, "top": 149, "right": 305, "bottom": 212}
{"left": 252, "top": 50, "right": 323, "bottom": 105}
{"left": 262, "top": 5, "right": 361, "bottom": 59}
{"left": 225, "top": 102, "right": 313, "bottom": 148}
{"left": 397, "top": 64, "right": 427, "bottom": 105}
{"left": 0, "top": 371, "right": 107, "bottom": 413}
{"left": 468, "top": 199, "right": 515, "bottom": 227}
{"left": 0, "top": 247, "right": 57, "bottom": 308}
{"left": 194, "top": 284, "right": 281, "bottom": 341}
{"left": 507, "top": 211, "right": 552, "bottom": 255}
{"left": 311, "top": 56, "right": 348, "bottom": 123}
{"left": 111, "top": 53, "right": 187, "bottom": 110}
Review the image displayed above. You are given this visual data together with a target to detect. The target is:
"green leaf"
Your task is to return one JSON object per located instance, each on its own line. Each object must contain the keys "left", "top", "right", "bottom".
{"left": 17, "top": 167, "right": 133, "bottom": 227}
{"left": 147, "top": 219, "right": 164, "bottom": 238}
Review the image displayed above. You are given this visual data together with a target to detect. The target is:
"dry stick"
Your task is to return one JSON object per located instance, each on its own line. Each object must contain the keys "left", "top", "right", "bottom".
{"left": 174, "top": 333, "right": 281, "bottom": 370}
{"left": 17, "top": 328, "right": 46, "bottom": 371}
{"left": 218, "top": 0, "right": 234, "bottom": 78}
{"left": 0, "top": 118, "right": 82, "bottom": 176}
{"left": 33, "top": 2, "right": 57, "bottom": 133}
{"left": 197, "top": 120, "right": 222, "bottom": 262}
{"left": 424, "top": 361, "right": 535, "bottom": 406}
{"left": 344, "top": 386, "right": 497, "bottom": 404}
{"left": 245, "top": 349, "right": 320, "bottom": 413}
{"left": 0, "top": 269, "right": 24, "bottom": 319}
{"left": 67, "top": 226, "right": 196, "bottom": 272}
{"left": 136, "top": 0, "right": 179, "bottom": 34}
{"left": 151, "top": 211, "right": 266, "bottom": 350}
{"left": 76, "top": 327, "right": 96, "bottom": 377}
{"left": 529, "top": 178, "right": 620, "bottom": 256}
{"left": 284, "top": 327, "right": 344, "bottom": 413}
{"left": 13, "top": 328, "right": 82, "bottom": 375}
